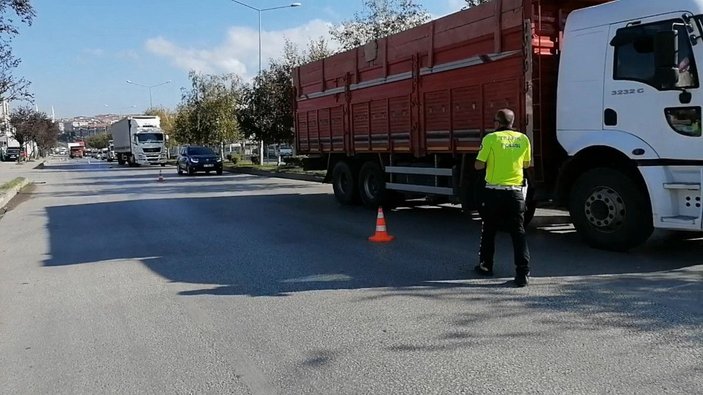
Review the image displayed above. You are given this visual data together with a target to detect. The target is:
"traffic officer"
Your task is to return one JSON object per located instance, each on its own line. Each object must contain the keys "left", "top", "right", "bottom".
{"left": 473, "top": 108, "right": 531, "bottom": 287}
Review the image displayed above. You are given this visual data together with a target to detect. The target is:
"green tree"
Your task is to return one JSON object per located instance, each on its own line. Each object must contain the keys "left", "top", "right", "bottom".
{"left": 237, "top": 65, "right": 294, "bottom": 148}
{"left": 236, "top": 37, "right": 335, "bottom": 154}
{"left": 85, "top": 132, "right": 111, "bottom": 149}
{"left": 330, "top": 0, "right": 429, "bottom": 51}
{"left": 33, "top": 116, "right": 60, "bottom": 156}
{"left": 462, "top": 0, "right": 491, "bottom": 9}
{"left": 0, "top": 0, "right": 35, "bottom": 102}
{"left": 9, "top": 106, "right": 54, "bottom": 161}
{"left": 173, "top": 71, "right": 242, "bottom": 156}
{"left": 306, "top": 37, "right": 335, "bottom": 61}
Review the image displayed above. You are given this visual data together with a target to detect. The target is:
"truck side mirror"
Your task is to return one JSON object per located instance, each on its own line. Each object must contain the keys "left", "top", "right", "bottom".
{"left": 654, "top": 30, "right": 680, "bottom": 88}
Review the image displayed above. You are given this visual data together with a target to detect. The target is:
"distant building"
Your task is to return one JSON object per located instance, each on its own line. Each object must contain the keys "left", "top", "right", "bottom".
{"left": 0, "top": 98, "right": 13, "bottom": 149}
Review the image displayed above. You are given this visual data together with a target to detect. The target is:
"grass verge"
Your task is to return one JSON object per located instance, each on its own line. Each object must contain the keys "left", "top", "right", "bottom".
{"left": 0, "top": 177, "right": 26, "bottom": 192}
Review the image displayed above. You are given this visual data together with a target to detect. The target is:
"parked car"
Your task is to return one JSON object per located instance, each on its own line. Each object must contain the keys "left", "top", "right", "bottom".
{"left": 177, "top": 146, "right": 223, "bottom": 175}
{"left": 278, "top": 145, "right": 293, "bottom": 157}
{"left": 2, "top": 147, "right": 21, "bottom": 162}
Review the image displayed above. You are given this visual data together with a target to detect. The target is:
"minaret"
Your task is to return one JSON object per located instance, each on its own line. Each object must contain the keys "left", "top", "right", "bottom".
{"left": 51, "top": 106, "right": 55, "bottom": 122}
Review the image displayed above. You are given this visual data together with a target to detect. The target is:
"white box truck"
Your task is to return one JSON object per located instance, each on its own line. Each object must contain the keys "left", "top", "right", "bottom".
{"left": 110, "top": 116, "right": 167, "bottom": 166}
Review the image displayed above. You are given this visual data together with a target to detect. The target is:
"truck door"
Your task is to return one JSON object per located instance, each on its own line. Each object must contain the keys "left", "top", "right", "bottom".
{"left": 604, "top": 14, "right": 703, "bottom": 160}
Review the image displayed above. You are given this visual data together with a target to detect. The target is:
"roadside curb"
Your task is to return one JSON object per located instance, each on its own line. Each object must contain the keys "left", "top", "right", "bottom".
{"left": 225, "top": 166, "right": 324, "bottom": 183}
{"left": 0, "top": 178, "right": 30, "bottom": 209}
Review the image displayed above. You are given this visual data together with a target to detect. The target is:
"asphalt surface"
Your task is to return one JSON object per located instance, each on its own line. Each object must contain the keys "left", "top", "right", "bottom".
{"left": 0, "top": 157, "right": 701, "bottom": 394}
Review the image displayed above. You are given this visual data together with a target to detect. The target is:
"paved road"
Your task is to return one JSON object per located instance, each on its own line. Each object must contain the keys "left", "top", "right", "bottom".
{"left": 0, "top": 158, "right": 701, "bottom": 394}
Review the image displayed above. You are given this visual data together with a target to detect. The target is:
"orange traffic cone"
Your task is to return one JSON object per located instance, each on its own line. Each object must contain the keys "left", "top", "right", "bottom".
{"left": 369, "top": 207, "right": 395, "bottom": 243}
{"left": 157, "top": 170, "right": 165, "bottom": 183}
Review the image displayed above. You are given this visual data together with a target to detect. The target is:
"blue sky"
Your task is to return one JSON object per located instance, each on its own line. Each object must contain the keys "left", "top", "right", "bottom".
{"left": 12, "top": 0, "right": 467, "bottom": 118}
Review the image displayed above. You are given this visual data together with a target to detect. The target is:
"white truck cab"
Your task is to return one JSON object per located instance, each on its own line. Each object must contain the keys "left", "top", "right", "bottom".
{"left": 558, "top": 0, "right": 703, "bottom": 249}
{"left": 111, "top": 116, "right": 167, "bottom": 166}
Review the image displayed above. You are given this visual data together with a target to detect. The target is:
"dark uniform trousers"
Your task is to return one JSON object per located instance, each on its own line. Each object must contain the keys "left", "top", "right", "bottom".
{"left": 478, "top": 188, "right": 530, "bottom": 275}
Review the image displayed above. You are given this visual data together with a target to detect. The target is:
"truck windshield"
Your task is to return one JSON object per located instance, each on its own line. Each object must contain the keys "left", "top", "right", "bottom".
{"left": 137, "top": 133, "right": 164, "bottom": 143}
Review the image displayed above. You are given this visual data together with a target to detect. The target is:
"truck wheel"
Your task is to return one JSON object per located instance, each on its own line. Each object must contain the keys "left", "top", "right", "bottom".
{"left": 332, "top": 161, "right": 358, "bottom": 205}
{"left": 128, "top": 155, "right": 136, "bottom": 167}
{"left": 358, "top": 161, "right": 386, "bottom": 209}
{"left": 117, "top": 155, "right": 125, "bottom": 165}
{"left": 569, "top": 168, "right": 653, "bottom": 251}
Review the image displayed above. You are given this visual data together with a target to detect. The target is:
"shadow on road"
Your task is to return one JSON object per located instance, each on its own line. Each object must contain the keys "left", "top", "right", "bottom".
{"left": 37, "top": 187, "right": 703, "bottom": 340}
{"left": 42, "top": 192, "right": 702, "bottom": 279}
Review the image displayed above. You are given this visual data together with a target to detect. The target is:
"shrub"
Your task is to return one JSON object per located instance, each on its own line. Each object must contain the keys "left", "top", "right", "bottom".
{"left": 284, "top": 156, "right": 304, "bottom": 167}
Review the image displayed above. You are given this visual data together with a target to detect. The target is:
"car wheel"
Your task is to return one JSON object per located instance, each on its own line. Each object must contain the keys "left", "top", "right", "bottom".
{"left": 187, "top": 165, "right": 195, "bottom": 176}
{"left": 177, "top": 164, "right": 183, "bottom": 175}
{"left": 569, "top": 168, "right": 653, "bottom": 251}
{"left": 216, "top": 169, "right": 223, "bottom": 175}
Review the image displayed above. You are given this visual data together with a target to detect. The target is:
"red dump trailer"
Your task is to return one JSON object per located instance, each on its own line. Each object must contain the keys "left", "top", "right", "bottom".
{"left": 294, "top": 0, "right": 703, "bottom": 250}
{"left": 294, "top": 0, "right": 609, "bottom": 209}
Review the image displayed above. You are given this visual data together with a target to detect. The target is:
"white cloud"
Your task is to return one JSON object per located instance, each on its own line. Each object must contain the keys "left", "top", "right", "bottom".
{"left": 83, "top": 48, "right": 105, "bottom": 57}
{"left": 144, "top": 19, "right": 336, "bottom": 80}
{"left": 115, "top": 50, "right": 140, "bottom": 61}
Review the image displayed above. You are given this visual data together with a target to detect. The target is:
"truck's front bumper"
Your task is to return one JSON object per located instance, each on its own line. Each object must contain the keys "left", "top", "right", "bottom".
{"left": 137, "top": 153, "right": 167, "bottom": 165}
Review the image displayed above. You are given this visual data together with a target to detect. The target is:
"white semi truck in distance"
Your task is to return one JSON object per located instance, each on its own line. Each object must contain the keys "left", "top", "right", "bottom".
{"left": 109, "top": 116, "right": 167, "bottom": 166}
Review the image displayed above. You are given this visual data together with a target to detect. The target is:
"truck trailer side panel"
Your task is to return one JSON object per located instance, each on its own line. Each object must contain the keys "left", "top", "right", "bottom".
{"left": 295, "top": 0, "right": 608, "bottom": 187}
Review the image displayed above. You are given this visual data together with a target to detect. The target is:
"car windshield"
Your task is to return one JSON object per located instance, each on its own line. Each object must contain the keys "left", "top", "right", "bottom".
{"left": 137, "top": 133, "right": 164, "bottom": 143}
{"left": 187, "top": 147, "right": 216, "bottom": 155}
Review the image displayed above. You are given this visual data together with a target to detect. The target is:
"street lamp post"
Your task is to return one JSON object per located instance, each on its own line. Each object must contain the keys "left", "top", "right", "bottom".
{"left": 125, "top": 80, "right": 172, "bottom": 109}
{"left": 231, "top": 0, "right": 301, "bottom": 165}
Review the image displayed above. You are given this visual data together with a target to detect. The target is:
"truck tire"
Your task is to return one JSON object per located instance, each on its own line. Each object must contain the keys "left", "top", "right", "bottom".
{"left": 332, "top": 160, "right": 358, "bottom": 205}
{"left": 569, "top": 168, "right": 653, "bottom": 251}
{"left": 117, "top": 155, "right": 125, "bottom": 165}
{"left": 128, "top": 154, "right": 137, "bottom": 167}
{"left": 358, "top": 161, "right": 386, "bottom": 209}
